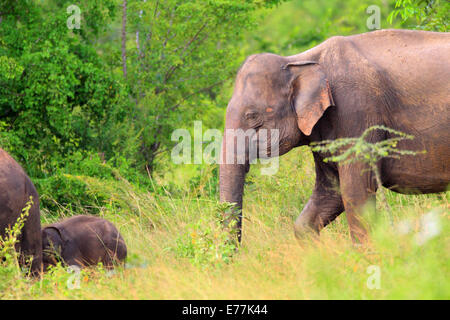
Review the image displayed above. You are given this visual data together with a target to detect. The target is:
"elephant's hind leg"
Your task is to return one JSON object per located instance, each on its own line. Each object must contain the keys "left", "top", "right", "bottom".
{"left": 338, "top": 162, "right": 378, "bottom": 244}
{"left": 294, "top": 190, "right": 344, "bottom": 239}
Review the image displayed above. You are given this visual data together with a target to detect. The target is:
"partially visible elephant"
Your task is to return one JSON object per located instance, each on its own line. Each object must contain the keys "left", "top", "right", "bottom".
{"left": 0, "top": 148, "right": 42, "bottom": 273}
{"left": 219, "top": 29, "right": 450, "bottom": 243}
{"left": 42, "top": 215, "right": 127, "bottom": 269}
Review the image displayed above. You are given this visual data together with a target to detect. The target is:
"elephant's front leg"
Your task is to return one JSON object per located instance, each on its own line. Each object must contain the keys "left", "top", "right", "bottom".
{"left": 294, "top": 156, "right": 344, "bottom": 239}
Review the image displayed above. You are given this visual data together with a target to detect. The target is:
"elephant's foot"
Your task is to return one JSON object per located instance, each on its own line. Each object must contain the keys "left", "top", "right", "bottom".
{"left": 294, "top": 198, "right": 343, "bottom": 244}
{"left": 293, "top": 220, "right": 320, "bottom": 243}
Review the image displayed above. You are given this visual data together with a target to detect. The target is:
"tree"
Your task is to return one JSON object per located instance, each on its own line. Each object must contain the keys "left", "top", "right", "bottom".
{"left": 122, "top": 0, "right": 128, "bottom": 78}
{"left": 245, "top": 0, "right": 402, "bottom": 56}
{"left": 388, "top": 0, "right": 449, "bottom": 31}
{"left": 0, "top": 0, "right": 126, "bottom": 176}
{"left": 122, "top": 0, "right": 286, "bottom": 173}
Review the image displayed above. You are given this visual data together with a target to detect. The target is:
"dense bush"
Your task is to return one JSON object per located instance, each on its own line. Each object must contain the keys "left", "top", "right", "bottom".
{"left": 0, "top": 0, "right": 129, "bottom": 177}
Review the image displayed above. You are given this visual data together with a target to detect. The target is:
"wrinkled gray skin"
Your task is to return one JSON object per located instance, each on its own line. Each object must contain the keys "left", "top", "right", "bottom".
{"left": 0, "top": 148, "right": 42, "bottom": 274}
{"left": 220, "top": 29, "right": 450, "bottom": 243}
{"left": 42, "top": 215, "right": 127, "bottom": 269}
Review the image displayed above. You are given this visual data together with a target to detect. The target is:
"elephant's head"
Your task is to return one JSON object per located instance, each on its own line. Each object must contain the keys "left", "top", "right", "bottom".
{"left": 219, "top": 53, "right": 334, "bottom": 240}
{"left": 42, "top": 226, "right": 64, "bottom": 268}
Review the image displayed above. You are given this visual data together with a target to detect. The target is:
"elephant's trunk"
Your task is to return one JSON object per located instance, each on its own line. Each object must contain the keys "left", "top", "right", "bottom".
{"left": 219, "top": 131, "right": 248, "bottom": 242}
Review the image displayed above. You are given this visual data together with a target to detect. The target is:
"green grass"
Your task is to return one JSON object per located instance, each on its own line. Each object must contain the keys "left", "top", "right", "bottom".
{"left": 1, "top": 147, "right": 449, "bottom": 299}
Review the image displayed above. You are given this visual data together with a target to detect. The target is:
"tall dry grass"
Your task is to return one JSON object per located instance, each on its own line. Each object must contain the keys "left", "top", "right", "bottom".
{"left": 1, "top": 147, "right": 449, "bottom": 299}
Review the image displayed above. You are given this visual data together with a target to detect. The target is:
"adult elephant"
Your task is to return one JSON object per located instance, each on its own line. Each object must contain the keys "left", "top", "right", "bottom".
{"left": 219, "top": 29, "right": 449, "bottom": 243}
{"left": 0, "top": 148, "right": 42, "bottom": 273}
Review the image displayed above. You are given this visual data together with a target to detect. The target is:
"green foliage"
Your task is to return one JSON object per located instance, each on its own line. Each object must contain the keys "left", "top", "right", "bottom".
{"left": 0, "top": 0, "right": 289, "bottom": 178}
{"left": 388, "top": 0, "right": 449, "bottom": 31}
{"left": 188, "top": 165, "right": 219, "bottom": 199}
{"left": 34, "top": 157, "right": 148, "bottom": 216}
{"left": 0, "top": 197, "right": 33, "bottom": 267}
{"left": 35, "top": 173, "right": 109, "bottom": 216}
{"left": 34, "top": 153, "right": 184, "bottom": 217}
{"left": 173, "top": 204, "right": 238, "bottom": 268}
{"left": 246, "top": 0, "right": 402, "bottom": 56}
{"left": 119, "top": 0, "right": 268, "bottom": 171}
{"left": 0, "top": 0, "right": 128, "bottom": 176}
{"left": 121, "top": 0, "right": 287, "bottom": 172}
{"left": 30, "top": 262, "right": 114, "bottom": 298}
{"left": 32, "top": 151, "right": 136, "bottom": 215}
{"left": 1, "top": 0, "right": 448, "bottom": 300}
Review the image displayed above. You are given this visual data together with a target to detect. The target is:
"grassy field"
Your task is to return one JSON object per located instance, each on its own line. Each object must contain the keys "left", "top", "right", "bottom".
{"left": 1, "top": 147, "right": 449, "bottom": 299}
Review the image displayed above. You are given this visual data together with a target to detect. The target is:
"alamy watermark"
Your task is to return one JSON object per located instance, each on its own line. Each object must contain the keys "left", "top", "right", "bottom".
{"left": 366, "top": 265, "right": 381, "bottom": 290}
{"left": 366, "top": 5, "right": 381, "bottom": 30}
{"left": 66, "top": 265, "right": 81, "bottom": 290}
{"left": 67, "top": 5, "right": 81, "bottom": 30}
{"left": 171, "top": 121, "right": 280, "bottom": 175}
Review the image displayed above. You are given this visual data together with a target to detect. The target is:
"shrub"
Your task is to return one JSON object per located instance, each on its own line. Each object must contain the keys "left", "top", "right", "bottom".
{"left": 35, "top": 173, "right": 108, "bottom": 216}
{"left": 172, "top": 203, "right": 238, "bottom": 269}
{"left": 0, "top": 197, "right": 34, "bottom": 296}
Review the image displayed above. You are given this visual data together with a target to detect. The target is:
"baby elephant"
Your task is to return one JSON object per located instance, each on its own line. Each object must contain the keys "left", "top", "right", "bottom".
{"left": 42, "top": 215, "right": 127, "bottom": 269}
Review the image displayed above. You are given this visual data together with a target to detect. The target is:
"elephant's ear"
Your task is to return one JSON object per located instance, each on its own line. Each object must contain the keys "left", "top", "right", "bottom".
{"left": 42, "top": 226, "right": 65, "bottom": 252}
{"left": 287, "top": 62, "right": 334, "bottom": 136}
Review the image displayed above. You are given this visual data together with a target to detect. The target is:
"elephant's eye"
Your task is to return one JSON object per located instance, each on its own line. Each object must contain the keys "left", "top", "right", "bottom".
{"left": 245, "top": 111, "right": 262, "bottom": 129}
{"left": 245, "top": 111, "right": 257, "bottom": 119}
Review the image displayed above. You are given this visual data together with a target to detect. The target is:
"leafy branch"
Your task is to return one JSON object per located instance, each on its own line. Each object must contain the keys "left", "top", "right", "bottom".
{"left": 388, "top": 0, "right": 448, "bottom": 32}
{"left": 311, "top": 125, "right": 425, "bottom": 223}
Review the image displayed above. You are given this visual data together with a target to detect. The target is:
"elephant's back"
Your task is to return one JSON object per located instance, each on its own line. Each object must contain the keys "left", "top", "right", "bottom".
{"left": 0, "top": 148, "right": 26, "bottom": 183}
{"left": 92, "top": 217, "right": 127, "bottom": 261}
{"left": 346, "top": 29, "right": 450, "bottom": 50}
{"left": 0, "top": 148, "right": 35, "bottom": 234}
{"left": 56, "top": 215, "right": 127, "bottom": 265}
{"left": 89, "top": 217, "right": 127, "bottom": 264}
{"left": 345, "top": 29, "right": 450, "bottom": 92}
